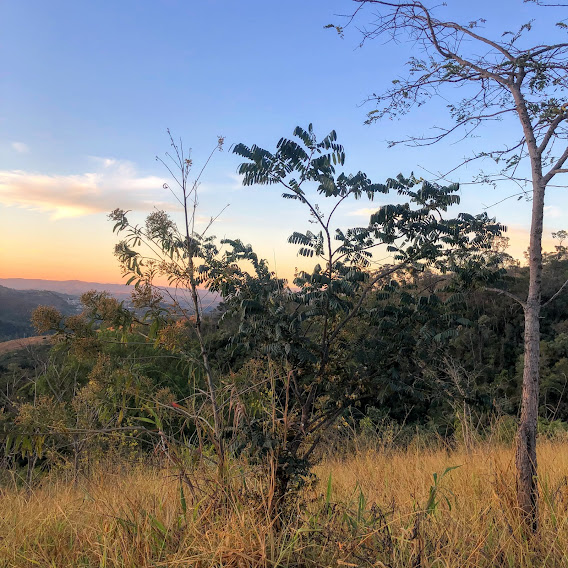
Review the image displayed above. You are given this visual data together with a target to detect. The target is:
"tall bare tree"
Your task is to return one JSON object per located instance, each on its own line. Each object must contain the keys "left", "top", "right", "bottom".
{"left": 333, "top": 0, "right": 568, "bottom": 527}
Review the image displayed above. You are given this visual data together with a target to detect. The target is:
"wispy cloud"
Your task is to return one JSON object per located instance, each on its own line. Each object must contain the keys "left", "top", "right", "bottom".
{"left": 11, "top": 142, "right": 29, "bottom": 154}
{"left": 346, "top": 207, "right": 379, "bottom": 218}
{"left": 0, "top": 158, "right": 172, "bottom": 220}
{"left": 544, "top": 205, "right": 563, "bottom": 219}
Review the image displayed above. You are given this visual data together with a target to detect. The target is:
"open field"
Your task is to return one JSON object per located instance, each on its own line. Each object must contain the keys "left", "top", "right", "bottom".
{"left": 2, "top": 441, "right": 568, "bottom": 567}
{"left": 0, "top": 336, "right": 51, "bottom": 356}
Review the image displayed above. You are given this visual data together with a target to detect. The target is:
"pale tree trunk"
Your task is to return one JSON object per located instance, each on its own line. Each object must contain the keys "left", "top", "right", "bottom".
{"left": 516, "top": 180, "right": 544, "bottom": 528}
{"left": 507, "top": 85, "right": 545, "bottom": 527}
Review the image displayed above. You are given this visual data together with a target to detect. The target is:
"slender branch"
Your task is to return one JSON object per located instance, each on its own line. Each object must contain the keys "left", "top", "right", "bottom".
{"left": 198, "top": 203, "right": 230, "bottom": 239}
{"left": 543, "top": 145, "right": 568, "bottom": 182}
{"left": 361, "top": 1, "right": 513, "bottom": 84}
{"left": 397, "top": 108, "right": 516, "bottom": 147}
{"left": 327, "top": 259, "right": 410, "bottom": 345}
{"left": 485, "top": 287, "right": 527, "bottom": 309}
{"left": 527, "top": 43, "right": 568, "bottom": 58}
{"left": 537, "top": 113, "right": 568, "bottom": 155}
{"left": 542, "top": 278, "right": 568, "bottom": 308}
{"left": 326, "top": 188, "right": 355, "bottom": 229}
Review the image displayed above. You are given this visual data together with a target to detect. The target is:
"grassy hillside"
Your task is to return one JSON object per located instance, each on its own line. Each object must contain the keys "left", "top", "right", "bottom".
{"left": 0, "top": 285, "right": 79, "bottom": 341}
{"left": 0, "top": 336, "right": 51, "bottom": 356}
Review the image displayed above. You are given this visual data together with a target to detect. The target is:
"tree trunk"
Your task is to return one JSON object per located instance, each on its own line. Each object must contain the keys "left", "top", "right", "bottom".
{"left": 510, "top": 84, "right": 545, "bottom": 530}
{"left": 515, "top": 180, "right": 545, "bottom": 530}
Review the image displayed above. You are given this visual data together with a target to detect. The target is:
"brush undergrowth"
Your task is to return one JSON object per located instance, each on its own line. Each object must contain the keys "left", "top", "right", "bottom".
{"left": 2, "top": 440, "right": 568, "bottom": 567}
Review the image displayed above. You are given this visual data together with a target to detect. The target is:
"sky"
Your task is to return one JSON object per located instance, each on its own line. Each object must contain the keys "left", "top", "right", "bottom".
{"left": 1, "top": 0, "right": 567, "bottom": 285}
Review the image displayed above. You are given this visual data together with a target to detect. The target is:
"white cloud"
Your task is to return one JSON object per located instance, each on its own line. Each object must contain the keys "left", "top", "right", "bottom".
{"left": 11, "top": 142, "right": 29, "bottom": 154}
{"left": 346, "top": 207, "right": 379, "bottom": 218}
{"left": 0, "top": 158, "right": 173, "bottom": 220}
{"left": 544, "top": 205, "right": 563, "bottom": 219}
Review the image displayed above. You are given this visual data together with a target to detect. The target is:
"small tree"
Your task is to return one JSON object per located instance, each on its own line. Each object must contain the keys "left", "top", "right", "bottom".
{"left": 230, "top": 123, "right": 504, "bottom": 500}
{"left": 108, "top": 132, "right": 227, "bottom": 472}
{"left": 333, "top": 0, "right": 568, "bottom": 528}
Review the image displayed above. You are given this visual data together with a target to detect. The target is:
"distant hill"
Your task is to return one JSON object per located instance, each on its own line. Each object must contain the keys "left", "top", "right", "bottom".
{"left": 0, "top": 279, "right": 221, "bottom": 340}
{"left": 0, "top": 279, "right": 219, "bottom": 304}
{"left": 0, "top": 278, "right": 135, "bottom": 299}
{"left": 0, "top": 285, "right": 81, "bottom": 341}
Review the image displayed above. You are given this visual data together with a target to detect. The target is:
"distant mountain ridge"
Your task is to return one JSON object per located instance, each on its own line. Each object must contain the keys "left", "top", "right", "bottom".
{"left": 0, "top": 280, "right": 221, "bottom": 339}
{"left": 0, "top": 278, "right": 136, "bottom": 298}
{"left": 0, "top": 285, "right": 80, "bottom": 341}
{"left": 0, "top": 277, "right": 217, "bottom": 299}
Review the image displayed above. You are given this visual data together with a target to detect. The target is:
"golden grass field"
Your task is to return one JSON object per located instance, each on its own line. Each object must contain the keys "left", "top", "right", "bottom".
{"left": 0, "top": 337, "right": 50, "bottom": 356}
{"left": 1, "top": 441, "right": 568, "bottom": 567}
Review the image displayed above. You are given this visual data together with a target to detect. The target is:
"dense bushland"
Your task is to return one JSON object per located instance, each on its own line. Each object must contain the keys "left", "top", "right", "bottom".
{"left": 0, "top": 125, "right": 514, "bottom": 491}
{"left": 3, "top": 245, "right": 568, "bottom": 492}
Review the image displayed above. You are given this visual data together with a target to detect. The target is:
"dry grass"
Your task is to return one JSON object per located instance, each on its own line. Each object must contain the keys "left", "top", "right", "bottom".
{"left": 0, "top": 336, "right": 50, "bottom": 356}
{"left": 2, "top": 441, "right": 568, "bottom": 567}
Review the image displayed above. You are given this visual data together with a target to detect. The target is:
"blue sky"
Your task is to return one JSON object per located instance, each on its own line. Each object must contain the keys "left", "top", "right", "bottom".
{"left": 1, "top": 0, "right": 567, "bottom": 283}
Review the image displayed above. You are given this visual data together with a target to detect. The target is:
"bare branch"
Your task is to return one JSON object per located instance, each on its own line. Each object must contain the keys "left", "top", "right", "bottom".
{"left": 542, "top": 278, "right": 568, "bottom": 307}
{"left": 485, "top": 287, "right": 527, "bottom": 309}
{"left": 538, "top": 113, "right": 568, "bottom": 155}
{"left": 544, "top": 145, "right": 568, "bottom": 182}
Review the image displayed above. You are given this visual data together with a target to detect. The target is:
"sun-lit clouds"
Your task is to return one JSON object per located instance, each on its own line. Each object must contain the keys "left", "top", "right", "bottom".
{"left": 0, "top": 158, "right": 174, "bottom": 220}
{"left": 346, "top": 207, "right": 379, "bottom": 218}
{"left": 11, "top": 142, "right": 29, "bottom": 153}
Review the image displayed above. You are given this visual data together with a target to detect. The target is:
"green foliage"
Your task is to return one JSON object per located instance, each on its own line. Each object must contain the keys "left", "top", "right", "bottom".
{"left": 11, "top": 126, "right": 568, "bottom": 515}
{"left": 423, "top": 466, "right": 461, "bottom": 517}
{"left": 225, "top": 123, "right": 506, "bottom": 496}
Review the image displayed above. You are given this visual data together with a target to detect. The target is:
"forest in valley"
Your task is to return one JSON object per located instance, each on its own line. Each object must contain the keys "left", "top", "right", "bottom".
{"left": 3, "top": 1, "right": 568, "bottom": 566}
